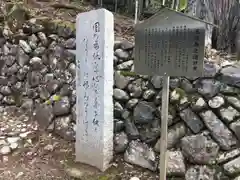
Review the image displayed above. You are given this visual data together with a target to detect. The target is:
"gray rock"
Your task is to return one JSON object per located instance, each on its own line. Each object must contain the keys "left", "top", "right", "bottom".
{"left": 29, "top": 57, "right": 43, "bottom": 70}
{"left": 2, "top": 96, "right": 15, "bottom": 105}
{"left": 17, "top": 66, "right": 29, "bottom": 80}
{"left": 124, "top": 140, "right": 157, "bottom": 171}
{"left": 157, "top": 105, "right": 177, "bottom": 126}
{"left": 190, "top": 95, "right": 207, "bottom": 111}
{"left": 114, "top": 101, "right": 124, "bottom": 118}
{"left": 113, "top": 88, "right": 129, "bottom": 101}
{"left": 180, "top": 108, "right": 204, "bottom": 133}
{"left": 114, "top": 49, "right": 129, "bottom": 60}
{"left": 33, "top": 47, "right": 46, "bottom": 56}
{"left": 219, "top": 106, "right": 240, "bottom": 123}
{"left": 16, "top": 48, "right": 30, "bottom": 67}
{"left": 170, "top": 78, "right": 180, "bottom": 89}
{"left": 19, "top": 40, "right": 32, "bottom": 53}
{"left": 128, "top": 79, "right": 143, "bottom": 98}
{"left": 181, "top": 134, "right": 219, "bottom": 164}
{"left": 165, "top": 151, "right": 186, "bottom": 176}
{"left": 34, "top": 104, "right": 54, "bottom": 130}
{"left": 5, "top": 55, "right": 16, "bottom": 66}
{"left": 28, "top": 34, "right": 38, "bottom": 49}
{"left": 219, "top": 63, "right": 240, "bottom": 87}
{"left": 155, "top": 122, "right": 187, "bottom": 152}
{"left": 195, "top": 79, "right": 221, "bottom": 98}
{"left": 126, "top": 98, "right": 139, "bottom": 109}
{"left": 114, "top": 131, "right": 129, "bottom": 153}
{"left": 64, "top": 38, "right": 76, "bottom": 49}
{"left": 21, "top": 98, "right": 34, "bottom": 114}
{"left": 226, "top": 96, "right": 240, "bottom": 111}
{"left": 134, "top": 101, "right": 155, "bottom": 124}
{"left": 0, "top": 145, "right": 11, "bottom": 155}
{"left": 234, "top": 176, "right": 240, "bottom": 180}
{"left": 150, "top": 76, "right": 163, "bottom": 89}
{"left": 139, "top": 127, "right": 160, "bottom": 144}
{"left": 116, "top": 60, "right": 133, "bottom": 70}
{"left": 27, "top": 71, "right": 42, "bottom": 88}
{"left": 46, "top": 79, "right": 61, "bottom": 94}
{"left": 114, "top": 119, "right": 124, "bottom": 133}
{"left": 203, "top": 60, "right": 220, "bottom": 77}
{"left": 208, "top": 96, "right": 225, "bottom": 109}
{"left": 54, "top": 115, "right": 75, "bottom": 141}
{"left": 113, "top": 55, "right": 119, "bottom": 65}
{"left": 142, "top": 89, "right": 156, "bottom": 100}
{"left": 7, "top": 63, "right": 19, "bottom": 75}
{"left": 220, "top": 84, "right": 240, "bottom": 95}
{"left": 125, "top": 118, "right": 139, "bottom": 140}
{"left": 180, "top": 78, "right": 194, "bottom": 93}
{"left": 39, "top": 86, "right": 50, "bottom": 100}
{"left": 230, "top": 120, "right": 240, "bottom": 141}
{"left": 185, "top": 166, "right": 215, "bottom": 180}
{"left": 223, "top": 156, "right": 240, "bottom": 176}
{"left": 0, "top": 86, "right": 11, "bottom": 95}
{"left": 121, "top": 109, "right": 131, "bottom": 120}
{"left": 217, "top": 148, "right": 240, "bottom": 164}
{"left": 200, "top": 110, "right": 237, "bottom": 150}
{"left": 37, "top": 32, "right": 48, "bottom": 46}
{"left": 154, "top": 90, "right": 162, "bottom": 105}
{"left": 53, "top": 96, "right": 71, "bottom": 116}
{"left": 0, "top": 76, "right": 8, "bottom": 85}
{"left": 120, "top": 40, "right": 134, "bottom": 50}
{"left": 114, "top": 71, "right": 131, "bottom": 89}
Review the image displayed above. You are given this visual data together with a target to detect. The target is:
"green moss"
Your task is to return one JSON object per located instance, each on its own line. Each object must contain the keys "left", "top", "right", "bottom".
{"left": 174, "top": 87, "right": 186, "bottom": 99}
{"left": 5, "top": 3, "right": 30, "bottom": 31}
{"left": 120, "top": 70, "right": 138, "bottom": 77}
{"left": 12, "top": 93, "right": 23, "bottom": 106}
{"left": 45, "top": 100, "right": 51, "bottom": 105}
{"left": 52, "top": 95, "right": 61, "bottom": 102}
{"left": 51, "top": 19, "right": 75, "bottom": 31}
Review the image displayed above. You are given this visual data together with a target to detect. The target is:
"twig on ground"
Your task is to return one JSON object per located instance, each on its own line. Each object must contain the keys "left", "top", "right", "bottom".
{"left": 50, "top": 3, "right": 85, "bottom": 12}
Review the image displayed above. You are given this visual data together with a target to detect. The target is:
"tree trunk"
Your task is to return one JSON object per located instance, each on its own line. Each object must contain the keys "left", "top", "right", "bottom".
{"left": 187, "top": 0, "right": 240, "bottom": 53}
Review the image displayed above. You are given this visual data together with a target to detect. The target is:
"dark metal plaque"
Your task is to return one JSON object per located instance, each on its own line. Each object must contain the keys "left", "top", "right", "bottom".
{"left": 134, "top": 9, "right": 205, "bottom": 77}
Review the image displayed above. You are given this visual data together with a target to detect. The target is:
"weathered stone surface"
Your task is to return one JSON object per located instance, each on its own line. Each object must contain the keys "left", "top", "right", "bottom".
{"left": 133, "top": 101, "right": 155, "bottom": 124}
{"left": 200, "top": 110, "right": 237, "bottom": 150}
{"left": 223, "top": 156, "right": 240, "bottom": 176}
{"left": 181, "top": 134, "right": 219, "bottom": 164}
{"left": 165, "top": 151, "right": 186, "bottom": 176}
{"left": 154, "top": 122, "right": 187, "bottom": 152}
{"left": 217, "top": 148, "right": 240, "bottom": 164}
{"left": 219, "top": 64, "right": 240, "bottom": 87}
{"left": 179, "top": 108, "right": 204, "bottom": 134}
{"left": 185, "top": 165, "right": 215, "bottom": 180}
{"left": 124, "top": 140, "right": 157, "bottom": 171}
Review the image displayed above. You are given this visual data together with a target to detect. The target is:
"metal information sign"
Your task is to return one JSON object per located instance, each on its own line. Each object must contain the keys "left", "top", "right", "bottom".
{"left": 134, "top": 7, "right": 207, "bottom": 180}
{"left": 135, "top": 8, "right": 205, "bottom": 77}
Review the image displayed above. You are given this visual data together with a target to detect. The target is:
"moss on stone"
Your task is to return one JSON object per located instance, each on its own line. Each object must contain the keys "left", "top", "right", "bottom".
{"left": 5, "top": 3, "right": 30, "bottom": 32}
{"left": 174, "top": 87, "right": 186, "bottom": 99}
{"left": 12, "top": 92, "right": 23, "bottom": 107}
{"left": 51, "top": 19, "right": 75, "bottom": 31}
{"left": 120, "top": 70, "right": 138, "bottom": 77}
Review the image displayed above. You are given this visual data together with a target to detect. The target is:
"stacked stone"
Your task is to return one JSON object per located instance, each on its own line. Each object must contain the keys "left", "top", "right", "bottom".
{"left": 1, "top": 18, "right": 240, "bottom": 179}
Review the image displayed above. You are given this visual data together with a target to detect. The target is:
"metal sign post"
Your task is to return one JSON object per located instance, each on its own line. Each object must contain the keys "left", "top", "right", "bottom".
{"left": 159, "top": 73, "right": 169, "bottom": 180}
{"left": 134, "top": 7, "right": 208, "bottom": 180}
{"left": 135, "top": 0, "right": 139, "bottom": 24}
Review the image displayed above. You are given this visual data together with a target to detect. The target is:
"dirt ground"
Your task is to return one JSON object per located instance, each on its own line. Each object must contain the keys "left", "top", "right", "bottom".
{"left": 0, "top": 112, "right": 159, "bottom": 180}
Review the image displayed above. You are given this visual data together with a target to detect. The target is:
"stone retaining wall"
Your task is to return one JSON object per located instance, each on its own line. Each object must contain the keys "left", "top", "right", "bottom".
{"left": 1, "top": 18, "right": 240, "bottom": 179}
